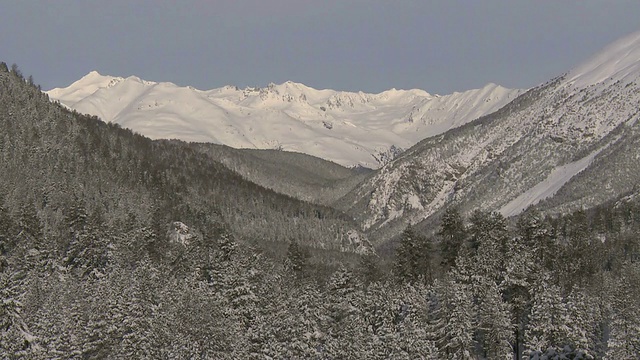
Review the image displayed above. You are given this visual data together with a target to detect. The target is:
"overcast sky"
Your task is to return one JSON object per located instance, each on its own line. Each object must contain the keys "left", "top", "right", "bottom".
{"left": 2, "top": 1, "right": 639, "bottom": 94}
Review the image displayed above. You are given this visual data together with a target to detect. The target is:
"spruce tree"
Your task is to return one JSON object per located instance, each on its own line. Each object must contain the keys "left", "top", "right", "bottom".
{"left": 284, "top": 240, "right": 310, "bottom": 276}
{"left": 524, "top": 273, "right": 571, "bottom": 357}
{"left": 477, "top": 280, "right": 513, "bottom": 359}
{"left": 517, "top": 209, "right": 556, "bottom": 272}
{"left": 438, "top": 207, "right": 466, "bottom": 270}
{"left": 604, "top": 262, "right": 640, "bottom": 360}
{"left": 394, "top": 226, "right": 432, "bottom": 283}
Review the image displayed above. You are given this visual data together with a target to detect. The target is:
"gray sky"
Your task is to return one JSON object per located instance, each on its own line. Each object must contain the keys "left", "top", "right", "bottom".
{"left": 2, "top": 1, "right": 639, "bottom": 94}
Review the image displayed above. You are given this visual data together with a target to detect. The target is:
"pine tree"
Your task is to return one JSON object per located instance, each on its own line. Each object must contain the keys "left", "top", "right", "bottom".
{"left": 394, "top": 226, "right": 419, "bottom": 283}
{"left": 469, "top": 210, "right": 508, "bottom": 255}
{"left": 17, "top": 200, "right": 42, "bottom": 245}
{"left": 359, "top": 281, "right": 395, "bottom": 356}
{"left": 323, "top": 266, "right": 365, "bottom": 358}
{"left": 562, "top": 209, "right": 600, "bottom": 288}
{"left": 604, "top": 262, "right": 640, "bottom": 360}
{"left": 432, "top": 276, "right": 475, "bottom": 360}
{"left": 501, "top": 235, "right": 536, "bottom": 360}
{"left": 438, "top": 207, "right": 466, "bottom": 270}
{"left": 0, "top": 268, "right": 37, "bottom": 356}
{"left": 394, "top": 226, "right": 432, "bottom": 283}
{"left": 565, "top": 289, "right": 599, "bottom": 358}
{"left": 0, "top": 201, "right": 16, "bottom": 269}
{"left": 358, "top": 253, "right": 382, "bottom": 285}
{"left": 524, "top": 273, "right": 571, "bottom": 357}
{"left": 476, "top": 280, "right": 513, "bottom": 359}
{"left": 517, "top": 209, "right": 556, "bottom": 271}
{"left": 64, "top": 194, "right": 88, "bottom": 233}
{"left": 284, "top": 239, "right": 310, "bottom": 276}
{"left": 473, "top": 212, "right": 509, "bottom": 283}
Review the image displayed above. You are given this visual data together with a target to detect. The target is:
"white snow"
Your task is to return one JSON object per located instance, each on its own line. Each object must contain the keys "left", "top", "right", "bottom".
{"left": 47, "top": 73, "right": 521, "bottom": 168}
{"left": 346, "top": 28, "right": 640, "bottom": 231}
{"left": 499, "top": 147, "right": 606, "bottom": 217}
{"left": 564, "top": 30, "right": 640, "bottom": 89}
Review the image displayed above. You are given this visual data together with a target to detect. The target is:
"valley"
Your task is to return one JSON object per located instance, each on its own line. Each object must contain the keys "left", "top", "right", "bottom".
{"left": 1, "top": 29, "right": 639, "bottom": 359}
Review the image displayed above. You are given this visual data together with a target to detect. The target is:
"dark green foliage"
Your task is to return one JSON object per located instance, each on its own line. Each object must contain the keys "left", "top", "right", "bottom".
{"left": 438, "top": 207, "right": 466, "bottom": 269}
{"left": 358, "top": 253, "right": 382, "bottom": 285}
{"left": 17, "top": 201, "right": 43, "bottom": 249}
{"left": 393, "top": 226, "right": 433, "bottom": 283}
{"left": 191, "top": 143, "right": 367, "bottom": 205}
{"left": 9, "top": 63, "right": 22, "bottom": 79}
{"left": 284, "top": 240, "right": 310, "bottom": 275}
{"left": 468, "top": 210, "right": 508, "bottom": 254}
{"left": 517, "top": 209, "right": 557, "bottom": 272}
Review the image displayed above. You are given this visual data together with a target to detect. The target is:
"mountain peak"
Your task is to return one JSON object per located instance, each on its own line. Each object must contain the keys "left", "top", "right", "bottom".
{"left": 47, "top": 73, "right": 519, "bottom": 168}
{"left": 565, "top": 29, "right": 640, "bottom": 88}
{"left": 85, "top": 70, "right": 102, "bottom": 77}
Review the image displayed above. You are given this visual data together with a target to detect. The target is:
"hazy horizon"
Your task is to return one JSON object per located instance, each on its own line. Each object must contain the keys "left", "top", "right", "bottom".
{"left": 2, "top": 1, "right": 640, "bottom": 94}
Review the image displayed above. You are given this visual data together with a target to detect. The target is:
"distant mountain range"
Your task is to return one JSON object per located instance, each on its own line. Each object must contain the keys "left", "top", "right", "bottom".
{"left": 45, "top": 30, "right": 640, "bottom": 246}
{"left": 47, "top": 73, "right": 521, "bottom": 168}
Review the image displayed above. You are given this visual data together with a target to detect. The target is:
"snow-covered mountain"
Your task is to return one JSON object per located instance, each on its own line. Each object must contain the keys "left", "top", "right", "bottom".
{"left": 47, "top": 73, "right": 521, "bottom": 168}
{"left": 337, "top": 30, "right": 640, "bottom": 241}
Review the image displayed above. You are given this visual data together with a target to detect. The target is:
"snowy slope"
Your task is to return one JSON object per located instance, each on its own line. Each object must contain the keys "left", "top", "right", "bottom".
{"left": 337, "top": 29, "right": 640, "bottom": 241}
{"left": 564, "top": 30, "right": 640, "bottom": 89}
{"left": 498, "top": 145, "right": 607, "bottom": 217}
{"left": 47, "top": 74, "right": 521, "bottom": 168}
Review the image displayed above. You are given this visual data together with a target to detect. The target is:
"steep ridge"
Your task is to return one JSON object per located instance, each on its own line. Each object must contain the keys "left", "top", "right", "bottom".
{"left": 0, "top": 66, "right": 370, "bottom": 254}
{"left": 47, "top": 75, "right": 521, "bottom": 168}
{"left": 337, "top": 30, "right": 640, "bottom": 242}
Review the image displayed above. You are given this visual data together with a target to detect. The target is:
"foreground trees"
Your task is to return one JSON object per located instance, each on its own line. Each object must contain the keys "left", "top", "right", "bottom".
{"left": 1, "top": 201, "right": 639, "bottom": 358}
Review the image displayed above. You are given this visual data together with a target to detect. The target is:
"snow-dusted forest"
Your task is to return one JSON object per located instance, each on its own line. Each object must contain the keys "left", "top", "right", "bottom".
{"left": 2, "top": 59, "right": 640, "bottom": 359}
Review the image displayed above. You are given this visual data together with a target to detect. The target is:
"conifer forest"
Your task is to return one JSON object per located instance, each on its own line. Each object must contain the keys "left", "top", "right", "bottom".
{"left": 1, "top": 63, "right": 640, "bottom": 359}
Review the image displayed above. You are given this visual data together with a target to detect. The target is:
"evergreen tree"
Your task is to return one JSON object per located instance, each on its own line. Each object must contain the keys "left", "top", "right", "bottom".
{"left": 438, "top": 207, "right": 466, "bottom": 270}
{"left": 323, "top": 266, "right": 365, "bottom": 358}
{"left": 17, "top": 200, "right": 42, "bottom": 245}
{"left": 604, "top": 262, "right": 640, "bottom": 360}
{"left": 477, "top": 280, "right": 513, "bottom": 359}
{"left": 468, "top": 210, "right": 508, "bottom": 255}
{"left": 517, "top": 209, "right": 556, "bottom": 272}
{"left": 358, "top": 253, "right": 383, "bottom": 285}
{"left": 0, "top": 268, "right": 37, "bottom": 356}
{"left": 0, "top": 201, "right": 16, "bottom": 265}
{"left": 394, "top": 226, "right": 432, "bottom": 283}
{"left": 565, "top": 289, "right": 600, "bottom": 358}
{"left": 284, "top": 239, "right": 310, "bottom": 276}
{"left": 432, "top": 276, "right": 475, "bottom": 360}
{"left": 524, "top": 273, "right": 571, "bottom": 357}
{"left": 9, "top": 63, "right": 22, "bottom": 79}
{"left": 501, "top": 235, "right": 536, "bottom": 360}
{"left": 64, "top": 194, "right": 88, "bottom": 233}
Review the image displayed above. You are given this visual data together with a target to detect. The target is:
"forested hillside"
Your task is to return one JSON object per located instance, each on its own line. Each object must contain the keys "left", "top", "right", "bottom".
{"left": 339, "top": 30, "right": 640, "bottom": 245}
{"left": 189, "top": 143, "right": 369, "bottom": 205}
{"left": 1, "top": 63, "right": 639, "bottom": 358}
{"left": 0, "top": 63, "right": 367, "bottom": 254}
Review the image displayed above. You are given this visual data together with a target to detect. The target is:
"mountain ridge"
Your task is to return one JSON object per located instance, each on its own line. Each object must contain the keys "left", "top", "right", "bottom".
{"left": 47, "top": 73, "right": 522, "bottom": 168}
{"left": 338, "top": 29, "right": 640, "bottom": 242}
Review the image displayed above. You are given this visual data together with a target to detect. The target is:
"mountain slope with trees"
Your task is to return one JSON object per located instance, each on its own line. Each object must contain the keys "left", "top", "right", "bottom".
{"left": 338, "top": 30, "right": 640, "bottom": 244}
{"left": 0, "top": 62, "right": 369, "bottom": 257}
{"left": 189, "top": 143, "right": 369, "bottom": 205}
{"left": 2, "top": 29, "right": 640, "bottom": 359}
